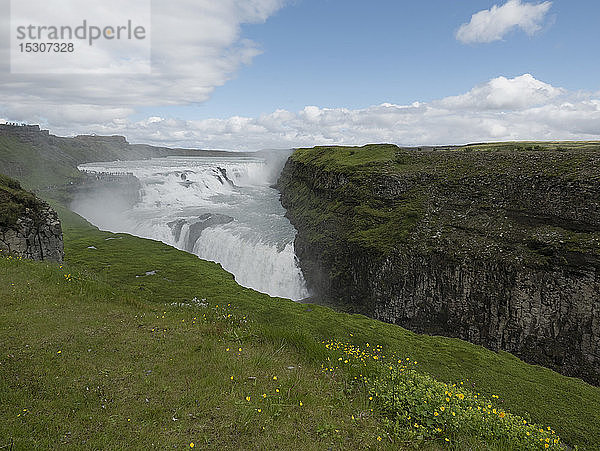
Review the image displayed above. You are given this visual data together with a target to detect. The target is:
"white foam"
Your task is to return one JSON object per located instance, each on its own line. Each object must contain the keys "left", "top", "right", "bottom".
{"left": 193, "top": 224, "right": 309, "bottom": 300}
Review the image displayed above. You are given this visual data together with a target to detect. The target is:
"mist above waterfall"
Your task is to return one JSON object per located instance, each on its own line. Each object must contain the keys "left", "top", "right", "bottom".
{"left": 71, "top": 151, "right": 309, "bottom": 301}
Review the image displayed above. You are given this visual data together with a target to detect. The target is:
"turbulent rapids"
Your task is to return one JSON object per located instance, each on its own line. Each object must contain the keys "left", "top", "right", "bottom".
{"left": 73, "top": 154, "right": 309, "bottom": 300}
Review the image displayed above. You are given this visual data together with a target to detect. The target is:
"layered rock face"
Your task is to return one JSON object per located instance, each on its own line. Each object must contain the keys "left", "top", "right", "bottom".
{"left": 0, "top": 175, "right": 64, "bottom": 262}
{"left": 278, "top": 145, "right": 600, "bottom": 385}
{"left": 0, "top": 205, "right": 64, "bottom": 262}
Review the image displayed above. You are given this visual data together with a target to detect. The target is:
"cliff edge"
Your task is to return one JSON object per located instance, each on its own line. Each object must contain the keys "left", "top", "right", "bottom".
{"left": 0, "top": 173, "right": 64, "bottom": 262}
{"left": 278, "top": 143, "right": 600, "bottom": 385}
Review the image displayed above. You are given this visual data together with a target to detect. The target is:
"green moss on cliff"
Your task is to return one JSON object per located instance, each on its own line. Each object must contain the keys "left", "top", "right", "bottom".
{"left": 350, "top": 194, "right": 425, "bottom": 252}
{"left": 0, "top": 174, "right": 44, "bottom": 228}
{"left": 292, "top": 144, "right": 398, "bottom": 171}
{"left": 292, "top": 142, "right": 600, "bottom": 180}
{"left": 286, "top": 143, "right": 600, "bottom": 260}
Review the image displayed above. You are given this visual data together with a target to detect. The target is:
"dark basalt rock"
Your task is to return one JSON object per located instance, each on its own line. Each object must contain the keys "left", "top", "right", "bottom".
{"left": 167, "top": 219, "right": 187, "bottom": 243}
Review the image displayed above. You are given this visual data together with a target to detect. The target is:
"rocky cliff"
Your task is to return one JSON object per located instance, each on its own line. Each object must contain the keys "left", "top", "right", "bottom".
{"left": 0, "top": 174, "right": 64, "bottom": 262}
{"left": 278, "top": 143, "right": 600, "bottom": 385}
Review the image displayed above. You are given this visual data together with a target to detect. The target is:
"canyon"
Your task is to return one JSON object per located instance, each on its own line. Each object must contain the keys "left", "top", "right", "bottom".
{"left": 278, "top": 144, "right": 600, "bottom": 385}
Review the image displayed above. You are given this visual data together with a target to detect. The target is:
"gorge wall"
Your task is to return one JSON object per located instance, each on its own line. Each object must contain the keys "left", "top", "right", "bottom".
{"left": 278, "top": 144, "right": 600, "bottom": 385}
{"left": 0, "top": 174, "right": 64, "bottom": 262}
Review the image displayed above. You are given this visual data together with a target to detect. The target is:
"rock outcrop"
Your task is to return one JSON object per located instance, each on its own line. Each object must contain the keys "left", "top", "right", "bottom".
{"left": 0, "top": 174, "right": 64, "bottom": 262}
{"left": 278, "top": 144, "right": 600, "bottom": 385}
{"left": 168, "top": 213, "right": 234, "bottom": 252}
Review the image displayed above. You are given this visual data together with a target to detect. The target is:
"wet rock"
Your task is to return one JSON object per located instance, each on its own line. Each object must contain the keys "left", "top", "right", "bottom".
{"left": 168, "top": 213, "right": 234, "bottom": 252}
{"left": 186, "top": 213, "right": 234, "bottom": 251}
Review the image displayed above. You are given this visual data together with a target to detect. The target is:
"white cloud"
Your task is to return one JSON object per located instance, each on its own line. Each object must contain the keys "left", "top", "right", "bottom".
{"left": 31, "top": 74, "right": 600, "bottom": 151}
{"left": 439, "top": 74, "right": 564, "bottom": 110}
{"left": 0, "top": 0, "right": 285, "bottom": 120}
{"left": 456, "top": 0, "right": 552, "bottom": 44}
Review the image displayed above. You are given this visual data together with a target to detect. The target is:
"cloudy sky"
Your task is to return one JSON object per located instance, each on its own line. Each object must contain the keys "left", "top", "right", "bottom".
{"left": 1, "top": 0, "right": 600, "bottom": 149}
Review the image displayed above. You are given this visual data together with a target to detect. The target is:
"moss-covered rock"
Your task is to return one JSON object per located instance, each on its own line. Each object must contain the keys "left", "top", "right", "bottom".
{"left": 0, "top": 173, "right": 63, "bottom": 262}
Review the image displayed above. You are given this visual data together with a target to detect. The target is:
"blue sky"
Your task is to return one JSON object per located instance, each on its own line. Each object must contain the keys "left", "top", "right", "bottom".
{"left": 142, "top": 0, "right": 600, "bottom": 120}
{"left": 2, "top": 0, "right": 600, "bottom": 149}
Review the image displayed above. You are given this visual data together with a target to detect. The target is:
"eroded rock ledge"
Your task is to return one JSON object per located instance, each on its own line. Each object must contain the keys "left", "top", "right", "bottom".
{"left": 0, "top": 175, "right": 64, "bottom": 262}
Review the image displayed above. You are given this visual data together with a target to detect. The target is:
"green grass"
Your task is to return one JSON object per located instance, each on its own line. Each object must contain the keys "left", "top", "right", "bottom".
{"left": 292, "top": 144, "right": 399, "bottom": 171}
{"left": 1, "top": 208, "right": 599, "bottom": 448}
{"left": 0, "top": 136, "right": 83, "bottom": 192}
{"left": 291, "top": 142, "right": 600, "bottom": 182}
{"left": 350, "top": 196, "right": 425, "bottom": 252}
{"left": 0, "top": 260, "right": 384, "bottom": 449}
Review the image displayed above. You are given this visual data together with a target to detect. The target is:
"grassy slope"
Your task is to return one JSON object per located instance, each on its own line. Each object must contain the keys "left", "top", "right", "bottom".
{"left": 1, "top": 203, "right": 598, "bottom": 448}
{"left": 1, "top": 262, "right": 382, "bottom": 449}
{"left": 0, "top": 135, "right": 82, "bottom": 191}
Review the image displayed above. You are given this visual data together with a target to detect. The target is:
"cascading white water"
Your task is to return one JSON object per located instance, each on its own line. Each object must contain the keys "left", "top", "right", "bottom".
{"left": 73, "top": 155, "right": 309, "bottom": 301}
{"left": 192, "top": 225, "right": 306, "bottom": 298}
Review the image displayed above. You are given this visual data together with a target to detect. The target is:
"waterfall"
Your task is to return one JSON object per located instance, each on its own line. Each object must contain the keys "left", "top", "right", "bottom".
{"left": 74, "top": 155, "right": 309, "bottom": 301}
